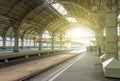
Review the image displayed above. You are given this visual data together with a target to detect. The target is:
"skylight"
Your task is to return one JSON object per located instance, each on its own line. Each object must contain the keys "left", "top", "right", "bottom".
{"left": 52, "top": 3, "right": 68, "bottom": 15}
{"left": 51, "top": 3, "right": 77, "bottom": 23}
{"left": 66, "top": 17, "right": 77, "bottom": 23}
{"left": 118, "top": 14, "right": 120, "bottom": 19}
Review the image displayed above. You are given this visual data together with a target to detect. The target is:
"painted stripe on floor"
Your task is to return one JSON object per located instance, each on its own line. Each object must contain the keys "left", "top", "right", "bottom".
{"left": 42, "top": 53, "right": 86, "bottom": 81}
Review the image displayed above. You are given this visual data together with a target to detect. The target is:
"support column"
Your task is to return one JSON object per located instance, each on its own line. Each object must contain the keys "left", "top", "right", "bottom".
{"left": 47, "top": 42, "right": 49, "bottom": 48}
{"left": 10, "top": 37, "right": 12, "bottom": 48}
{"left": 2, "top": 36, "right": 6, "bottom": 49}
{"left": 26, "top": 40, "right": 28, "bottom": 47}
{"left": 38, "top": 35, "right": 42, "bottom": 50}
{"left": 96, "top": 29, "right": 105, "bottom": 56}
{"left": 51, "top": 33, "right": 55, "bottom": 50}
{"left": 104, "top": 1, "right": 118, "bottom": 59}
{"left": 14, "top": 27, "right": 19, "bottom": 52}
{"left": 60, "top": 34, "right": 63, "bottom": 49}
{"left": 21, "top": 37, "right": 24, "bottom": 49}
{"left": 11, "top": 20, "right": 19, "bottom": 52}
{"left": 34, "top": 41, "right": 36, "bottom": 48}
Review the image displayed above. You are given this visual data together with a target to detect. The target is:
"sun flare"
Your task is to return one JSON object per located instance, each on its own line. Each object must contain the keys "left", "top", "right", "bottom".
{"left": 65, "top": 27, "right": 96, "bottom": 46}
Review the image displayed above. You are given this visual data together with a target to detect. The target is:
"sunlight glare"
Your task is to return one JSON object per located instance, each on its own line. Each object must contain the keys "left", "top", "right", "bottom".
{"left": 65, "top": 28, "right": 96, "bottom": 46}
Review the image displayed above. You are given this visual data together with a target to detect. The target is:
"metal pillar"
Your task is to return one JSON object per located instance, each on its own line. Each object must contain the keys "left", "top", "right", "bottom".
{"left": 47, "top": 42, "right": 48, "bottom": 48}
{"left": 2, "top": 36, "right": 6, "bottom": 49}
{"left": 38, "top": 35, "right": 42, "bottom": 50}
{"left": 13, "top": 28, "right": 19, "bottom": 52}
{"left": 34, "top": 40, "right": 36, "bottom": 48}
{"left": 60, "top": 34, "right": 63, "bottom": 49}
{"left": 51, "top": 33, "right": 55, "bottom": 50}
{"left": 11, "top": 20, "right": 19, "bottom": 52}
{"left": 10, "top": 37, "right": 12, "bottom": 48}
{"left": 26, "top": 40, "right": 28, "bottom": 47}
{"left": 21, "top": 37, "right": 24, "bottom": 48}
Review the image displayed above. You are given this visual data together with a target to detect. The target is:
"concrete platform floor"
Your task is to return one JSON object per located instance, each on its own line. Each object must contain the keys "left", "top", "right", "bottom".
{"left": 29, "top": 52, "right": 120, "bottom": 81}
{"left": 52, "top": 53, "right": 120, "bottom": 81}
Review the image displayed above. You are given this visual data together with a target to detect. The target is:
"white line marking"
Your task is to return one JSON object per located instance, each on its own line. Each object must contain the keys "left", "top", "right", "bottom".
{"left": 48, "top": 53, "right": 85, "bottom": 81}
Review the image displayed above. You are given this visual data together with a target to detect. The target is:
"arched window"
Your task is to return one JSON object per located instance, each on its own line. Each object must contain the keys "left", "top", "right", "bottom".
{"left": 6, "top": 37, "right": 10, "bottom": 46}
{"left": 11, "top": 38, "right": 15, "bottom": 46}
{"left": 19, "top": 38, "right": 21, "bottom": 46}
{"left": 54, "top": 34, "right": 60, "bottom": 48}
{"left": 65, "top": 27, "right": 96, "bottom": 47}
{"left": 0, "top": 37, "right": 3, "bottom": 46}
{"left": 26, "top": 39, "right": 30, "bottom": 46}
{"left": 118, "top": 24, "right": 120, "bottom": 36}
{"left": 42, "top": 31, "right": 51, "bottom": 39}
{"left": 42, "top": 31, "right": 51, "bottom": 48}
{"left": 24, "top": 39, "right": 27, "bottom": 46}
{"left": 31, "top": 40, "right": 34, "bottom": 46}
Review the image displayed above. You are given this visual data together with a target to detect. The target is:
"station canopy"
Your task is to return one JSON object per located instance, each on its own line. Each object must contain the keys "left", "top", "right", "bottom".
{"left": 0, "top": 0, "right": 119, "bottom": 40}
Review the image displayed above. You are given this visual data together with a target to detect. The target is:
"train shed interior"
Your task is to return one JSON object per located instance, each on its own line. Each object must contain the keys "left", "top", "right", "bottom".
{"left": 0, "top": 0, "right": 120, "bottom": 81}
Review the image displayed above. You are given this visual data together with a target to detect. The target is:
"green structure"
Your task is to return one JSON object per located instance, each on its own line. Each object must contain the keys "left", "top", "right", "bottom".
{"left": 0, "top": 0, "right": 120, "bottom": 78}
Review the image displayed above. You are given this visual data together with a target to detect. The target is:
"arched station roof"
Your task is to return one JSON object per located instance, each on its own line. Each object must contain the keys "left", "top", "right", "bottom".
{"left": 0, "top": 0, "right": 119, "bottom": 39}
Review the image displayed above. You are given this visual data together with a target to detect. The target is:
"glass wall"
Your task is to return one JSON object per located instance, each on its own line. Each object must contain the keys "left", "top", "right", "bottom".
{"left": 0, "top": 37, "right": 3, "bottom": 46}
{"left": 6, "top": 37, "right": 11, "bottom": 46}
{"left": 42, "top": 31, "right": 51, "bottom": 49}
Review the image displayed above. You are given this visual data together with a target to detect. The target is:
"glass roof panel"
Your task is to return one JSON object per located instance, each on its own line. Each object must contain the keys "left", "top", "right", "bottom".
{"left": 66, "top": 17, "right": 77, "bottom": 23}
{"left": 52, "top": 3, "right": 67, "bottom": 15}
{"left": 118, "top": 14, "right": 120, "bottom": 19}
{"left": 52, "top": 3, "right": 60, "bottom": 10}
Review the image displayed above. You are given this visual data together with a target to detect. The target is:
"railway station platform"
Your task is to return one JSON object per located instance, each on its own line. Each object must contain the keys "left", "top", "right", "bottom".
{"left": 0, "top": 49, "right": 71, "bottom": 63}
{"left": 0, "top": 0, "right": 120, "bottom": 81}
{"left": 27, "top": 51, "right": 120, "bottom": 81}
{"left": 44, "top": 52, "right": 120, "bottom": 81}
{"left": 0, "top": 49, "right": 120, "bottom": 81}
{"left": 0, "top": 48, "right": 59, "bottom": 57}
